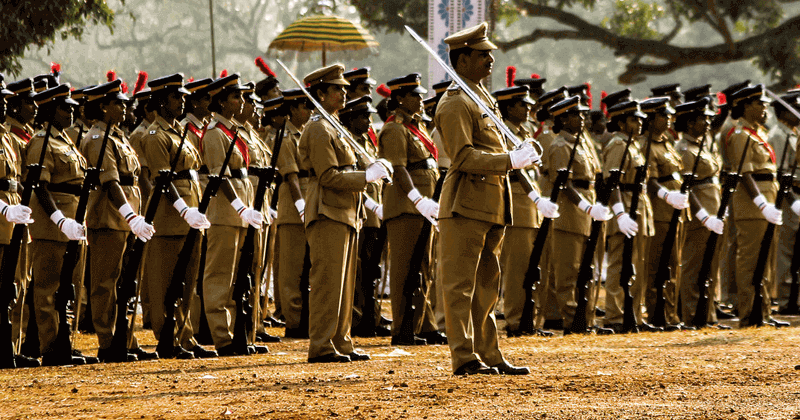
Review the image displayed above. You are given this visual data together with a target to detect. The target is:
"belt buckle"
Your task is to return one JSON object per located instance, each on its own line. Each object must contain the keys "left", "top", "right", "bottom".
{"left": 189, "top": 170, "right": 198, "bottom": 182}
{"left": 711, "top": 176, "right": 719, "bottom": 185}
{"left": 240, "top": 168, "right": 248, "bottom": 178}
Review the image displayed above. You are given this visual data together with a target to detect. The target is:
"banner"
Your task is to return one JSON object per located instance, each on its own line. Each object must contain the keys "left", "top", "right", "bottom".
{"left": 428, "top": 0, "right": 487, "bottom": 90}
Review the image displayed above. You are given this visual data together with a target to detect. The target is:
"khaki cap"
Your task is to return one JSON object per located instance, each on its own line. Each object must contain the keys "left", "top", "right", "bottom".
{"left": 444, "top": 22, "right": 497, "bottom": 51}
{"left": 303, "top": 64, "right": 350, "bottom": 88}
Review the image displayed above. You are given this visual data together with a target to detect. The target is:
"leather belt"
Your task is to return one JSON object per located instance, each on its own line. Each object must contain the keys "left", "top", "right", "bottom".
{"left": 309, "top": 165, "right": 355, "bottom": 177}
{"left": 198, "top": 166, "right": 210, "bottom": 175}
{"left": 0, "top": 179, "right": 19, "bottom": 193}
{"left": 655, "top": 172, "right": 680, "bottom": 183}
{"left": 173, "top": 169, "right": 199, "bottom": 181}
{"left": 248, "top": 166, "right": 269, "bottom": 177}
{"left": 228, "top": 168, "right": 248, "bottom": 179}
{"left": 571, "top": 179, "right": 594, "bottom": 190}
{"left": 48, "top": 182, "right": 82, "bottom": 196}
{"left": 406, "top": 158, "right": 437, "bottom": 172}
{"left": 691, "top": 176, "right": 718, "bottom": 186}
{"left": 619, "top": 183, "right": 644, "bottom": 192}
{"left": 751, "top": 173, "right": 774, "bottom": 182}
{"left": 118, "top": 175, "right": 137, "bottom": 186}
{"left": 297, "top": 169, "right": 310, "bottom": 178}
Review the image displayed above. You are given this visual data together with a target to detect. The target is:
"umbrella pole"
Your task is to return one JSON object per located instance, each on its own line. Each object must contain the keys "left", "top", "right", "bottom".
{"left": 209, "top": 0, "right": 217, "bottom": 77}
{"left": 322, "top": 43, "right": 326, "bottom": 66}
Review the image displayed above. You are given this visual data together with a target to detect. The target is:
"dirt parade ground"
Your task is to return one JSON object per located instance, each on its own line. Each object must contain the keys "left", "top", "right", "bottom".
{"left": 3, "top": 313, "right": 800, "bottom": 420}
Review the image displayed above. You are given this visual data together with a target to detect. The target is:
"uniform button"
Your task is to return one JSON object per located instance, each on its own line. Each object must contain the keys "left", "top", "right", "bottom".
{"left": 480, "top": 176, "right": 486, "bottom": 181}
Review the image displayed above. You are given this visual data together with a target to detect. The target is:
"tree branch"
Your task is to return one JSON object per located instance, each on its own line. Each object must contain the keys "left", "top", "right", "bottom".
{"left": 706, "top": 0, "right": 734, "bottom": 50}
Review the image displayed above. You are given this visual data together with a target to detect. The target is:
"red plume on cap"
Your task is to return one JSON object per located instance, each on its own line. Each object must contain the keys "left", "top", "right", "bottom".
{"left": 188, "top": 77, "right": 195, "bottom": 83}
{"left": 585, "top": 82, "right": 592, "bottom": 109}
{"left": 219, "top": 69, "right": 228, "bottom": 78}
{"left": 133, "top": 71, "right": 148, "bottom": 95}
{"left": 50, "top": 62, "right": 61, "bottom": 75}
{"left": 600, "top": 90, "right": 608, "bottom": 115}
{"left": 121, "top": 81, "right": 129, "bottom": 94}
{"left": 255, "top": 57, "right": 276, "bottom": 78}
{"left": 107, "top": 70, "right": 117, "bottom": 82}
{"left": 717, "top": 92, "right": 726, "bottom": 105}
{"left": 506, "top": 66, "right": 516, "bottom": 88}
{"left": 531, "top": 73, "right": 540, "bottom": 79}
{"left": 376, "top": 84, "right": 391, "bottom": 98}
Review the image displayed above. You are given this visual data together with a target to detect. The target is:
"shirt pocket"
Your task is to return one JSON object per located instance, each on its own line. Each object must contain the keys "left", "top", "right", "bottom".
{"left": 459, "top": 173, "right": 504, "bottom": 214}
{"left": 0, "top": 148, "right": 11, "bottom": 179}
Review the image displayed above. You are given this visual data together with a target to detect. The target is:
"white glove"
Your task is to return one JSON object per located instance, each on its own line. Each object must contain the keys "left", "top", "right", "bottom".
{"left": 753, "top": 194, "right": 782, "bottom": 225}
{"left": 364, "top": 196, "right": 384, "bottom": 220}
{"left": 50, "top": 210, "right": 86, "bottom": 241}
{"left": 365, "top": 162, "right": 391, "bottom": 183}
{"left": 173, "top": 198, "right": 210, "bottom": 229}
{"left": 294, "top": 199, "right": 305, "bottom": 223}
{"left": 408, "top": 188, "right": 439, "bottom": 226}
{"left": 119, "top": 203, "right": 155, "bottom": 242}
{"left": 696, "top": 208, "right": 724, "bottom": 235}
{"left": 509, "top": 147, "right": 537, "bottom": 169}
{"left": 0, "top": 200, "right": 33, "bottom": 224}
{"left": 232, "top": 198, "right": 263, "bottom": 229}
{"left": 268, "top": 207, "right": 278, "bottom": 221}
{"left": 657, "top": 187, "right": 690, "bottom": 210}
{"left": 612, "top": 203, "right": 638, "bottom": 238}
{"left": 528, "top": 189, "right": 559, "bottom": 218}
{"left": 792, "top": 200, "right": 800, "bottom": 216}
{"left": 578, "top": 199, "right": 612, "bottom": 222}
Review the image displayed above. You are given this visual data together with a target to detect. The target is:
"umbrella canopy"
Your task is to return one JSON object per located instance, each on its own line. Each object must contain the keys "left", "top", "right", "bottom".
{"left": 268, "top": 15, "right": 379, "bottom": 66}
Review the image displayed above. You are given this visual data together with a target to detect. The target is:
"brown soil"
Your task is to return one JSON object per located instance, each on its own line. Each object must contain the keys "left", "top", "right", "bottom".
{"left": 4, "top": 315, "right": 800, "bottom": 420}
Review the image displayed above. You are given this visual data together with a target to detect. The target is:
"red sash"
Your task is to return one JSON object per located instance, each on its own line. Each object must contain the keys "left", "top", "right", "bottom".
{"left": 215, "top": 123, "right": 250, "bottom": 166}
{"left": 187, "top": 122, "right": 205, "bottom": 140}
{"left": 385, "top": 115, "right": 438, "bottom": 161}
{"left": 534, "top": 123, "right": 544, "bottom": 139}
{"left": 367, "top": 126, "right": 378, "bottom": 147}
{"left": 741, "top": 126, "right": 776, "bottom": 164}
{"left": 10, "top": 126, "right": 31, "bottom": 143}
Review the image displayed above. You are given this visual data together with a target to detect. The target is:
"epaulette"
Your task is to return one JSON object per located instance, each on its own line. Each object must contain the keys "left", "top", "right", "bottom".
{"left": 149, "top": 130, "right": 157, "bottom": 135}
{"left": 311, "top": 114, "right": 322, "bottom": 122}
{"left": 395, "top": 115, "right": 405, "bottom": 124}
{"left": 542, "top": 129, "right": 550, "bottom": 135}
{"left": 37, "top": 132, "right": 45, "bottom": 137}
{"left": 92, "top": 134, "right": 100, "bottom": 139}
{"left": 447, "top": 86, "right": 460, "bottom": 96}
{"left": 734, "top": 128, "right": 742, "bottom": 135}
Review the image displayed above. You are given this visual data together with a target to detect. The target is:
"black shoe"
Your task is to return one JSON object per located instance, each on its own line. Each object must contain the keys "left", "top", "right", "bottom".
{"left": 662, "top": 323, "right": 682, "bottom": 332}
{"left": 535, "top": 329, "right": 555, "bottom": 337}
{"left": 255, "top": 332, "right": 282, "bottom": 343}
{"left": 14, "top": 354, "right": 40, "bottom": 368}
{"left": 249, "top": 345, "right": 269, "bottom": 354}
{"left": 379, "top": 315, "right": 392, "bottom": 326}
{"left": 263, "top": 316, "right": 285, "bottom": 328}
{"left": 375, "top": 325, "right": 392, "bottom": 337}
{"left": 19, "top": 340, "right": 41, "bottom": 359}
{"left": 391, "top": 335, "right": 427, "bottom": 346}
{"left": 716, "top": 307, "right": 737, "bottom": 319}
{"left": 351, "top": 324, "right": 376, "bottom": 338}
{"left": 171, "top": 346, "right": 195, "bottom": 360}
{"left": 97, "top": 347, "right": 130, "bottom": 363}
{"left": 638, "top": 323, "right": 663, "bottom": 332}
{"left": 73, "top": 349, "right": 100, "bottom": 365}
{"left": 595, "top": 307, "right": 606, "bottom": 317}
{"left": 418, "top": 331, "right": 448, "bottom": 345}
{"left": 710, "top": 323, "right": 733, "bottom": 330}
{"left": 216, "top": 344, "right": 248, "bottom": 357}
{"left": 130, "top": 347, "right": 159, "bottom": 361}
{"left": 190, "top": 345, "right": 217, "bottom": 358}
{"left": 308, "top": 352, "right": 350, "bottom": 363}
{"left": 591, "top": 326, "right": 615, "bottom": 335}
{"left": 141, "top": 321, "right": 152, "bottom": 330}
{"left": 766, "top": 317, "right": 790, "bottom": 328}
{"left": 506, "top": 327, "right": 524, "bottom": 338}
{"left": 348, "top": 350, "right": 371, "bottom": 361}
{"left": 284, "top": 327, "right": 309, "bottom": 339}
{"left": 42, "top": 352, "right": 86, "bottom": 367}
{"left": 492, "top": 361, "right": 530, "bottom": 375}
{"left": 542, "top": 319, "right": 563, "bottom": 330}
{"left": 605, "top": 323, "right": 638, "bottom": 334}
{"left": 454, "top": 360, "right": 498, "bottom": 376}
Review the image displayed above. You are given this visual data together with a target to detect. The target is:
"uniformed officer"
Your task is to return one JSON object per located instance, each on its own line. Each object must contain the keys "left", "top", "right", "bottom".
{"left": 602, "top": 100, "right": 655, "bottom": 332}
{"left": 344, "top": 68, "right": 377, "bottom": 101}
{"left": 377, "top": 74, "right": 446, "bottom": 346}
{"left": 64, "top": 86, "right": 94, "bottom": 148}
{"left": 683, "top": 85, "right": 713, "bottom": 103}
{"left": 651, "top": 84, "right": 683, "bottom": 145}
{"left": 298, "top": 64, "right": 391, "bottom": 363}
{"left": 200, "top": 73, "right": 265, "bottom": 356}
{"left": 513, "top": 74, "right": 546, "bottom": 133}
{"left": 546, "top": 96, "right": 613, "bottom": 334}
{"left": 182, "top": 78, "right": 213, "bottom": 151}
{"left": 141, "top": 73, "right": 215, "bottom": 359}
{"left": 27, "top": 84, "right": 90, "bottom": 366}
{"left": 435, "top": 22, "right": 537, "bottom": 375}
{"left": 254, "top": 59, "right": 281, "bottom": 101}
{"left": 674, "top": 98, "right": 725, "bottom": 325}
{"left": 80, "top": 80, "right": 158, "bottom": 362}
{"left": 725, "top": 84, "right": 787, "bottom": 327}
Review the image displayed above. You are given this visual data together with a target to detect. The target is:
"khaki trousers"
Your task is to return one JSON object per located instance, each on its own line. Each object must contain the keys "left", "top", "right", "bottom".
{"left": 719, "top": 214, "right": 738, "bottom": 305}
{"left": 679, "top": 221, "right": 719, "bottom": 323}
{"left": 32, "top": 239, "right": 85, "bottom": 354}
{"left": 439, "top": 216, "right": 505, "bottom": 372}
{"left": 143, "top": 235, "right": 201, "bottom": 349}
{"left": 499, "top": 226, "right": 536, "bottom": 331}
{"left": 552, "top": 229, "right": 596, "bottom": 329}
{"left": 734, "top": 219, "right": 775, "bottom": 325}
{"left": 6, "top": 235, "right": 31, "bottom": 345}
{"left": 88, "top": 229, "right": 135, "bottom": 349}
{"left": 775, "top": 199, "right": 799, "bottom": 302}
{"left": 644, "top": 221, "right": 682, "bottom": 325}
{"left": 277, "top": 223, "right": 307, "bottom": 330}
{"left": 604, "top": 233, "right": 649, "bottom": 325}
{"left": 203, "top": 225, "right": 246, "bottom": 349}
{"left": 306, "top": 219, "right": 357, "bottom": 359}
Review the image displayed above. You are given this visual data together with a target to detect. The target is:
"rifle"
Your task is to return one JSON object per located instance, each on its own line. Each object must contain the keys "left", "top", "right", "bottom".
{"left": 650, "top": 132, "right": 707, "bottom": 327}
{"left": 50, "top": 122, "right": 112, "bottom": 364}
{"left": 570, "top": 133, "right": 634, "bottom": 333}
{"left": 231, "top": 123, "right": 284, "bottom": 353}
{"left": 156, "top": 126, "right": 239, "bottom": 357}
{"left": 518, "top": 133, "right": 581, "bottom": 334}
{"left": 619, "top": 135, "right": 655, "bottom": 333}
{"left": 108, "top": 127, "right": 190, "bottom": 361}
{"left": 782, "top": 205, "right": 800, "bottom": 315}
{"left": 0, "top": 122, "right": 52, "bottom": 369}
{"left": 692, "top": 135, "right": 751, "bottom": 327}
{"left": 747, "top": 134, "right": 795, "bottom": 326}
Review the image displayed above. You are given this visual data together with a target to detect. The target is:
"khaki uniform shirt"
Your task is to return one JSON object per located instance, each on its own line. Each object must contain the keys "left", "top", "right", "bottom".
{"left": 0, "top": 126, "right": 21, "bottom": 244}
{"left": 642, "top": 133, "right": 684, "bottom": 223}
{"left": 181, "top": 114, "right": 207, "bottom": 155}
{"left": 717, "top": 116, "right": 738, "bottom": 171}
{"left": 298, "top": 111, "right": 366, "bottom": 229}
{"left": 239, "top": 120, "right": 272, "bottom": 214}
{"left": 677, "top": 133, "right": 721, "bottom": 218}
{"left": 378, "top": 108, "right": 438, "bottom": 222}
{"left": 276, "top": 121, "right": 307, "bottom": 226}
{"left": 726, "top": 119, "right": 777, "bottom": 221}
{"left": 434, "top": 79, "right": 512, "bottom": 226}
{"left": 505, "top": 119, "right": 541, "bottom": 229}
{"left": 548, "top": 131, "right": 599, "bottom": 236}
{"left": 143, "top": 116, "right": 202, "bottom": 236}
{"left": 202, "top": 115, "right": 254, "bottom": 228}
{"left": 81, "top": 122, "right": 142, "bottom": 231}
{"left": 537, "top": 120, "right": 557, "bottom": 179}
{"left": 354, "top": 130, "right": 382, "bottom": 228}
{"left": 129, "top": 119, "right": 154, "bottom": 170}
{"left": 431, "top": 128, "right": 451, "bottom": 169}
{"left": 602, "top": 133, "right": 655, "bottom": 237}
{"left": 65, "top": 119, "right": 89, "bottom": 147}
{"left": 28, "top": 125, "right": 87, "bottom": 242}
{"left": 768, "top": 121, "right": 799, "bottom": 177}
{"left": 5, "top": 116, "right": 31, "bottom": 170}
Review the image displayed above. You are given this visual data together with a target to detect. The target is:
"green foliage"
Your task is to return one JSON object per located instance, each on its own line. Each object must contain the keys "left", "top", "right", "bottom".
{"left": 0, "top": 0, "right": 119, "bottom": 76}
{"left": 602, "top": 0, "right": 665, "bottom": 40}
{"left": 349, "top": 0, "right": 428, "bottom": 35}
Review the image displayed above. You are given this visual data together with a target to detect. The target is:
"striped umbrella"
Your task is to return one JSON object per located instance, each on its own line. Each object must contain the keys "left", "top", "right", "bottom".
{"left": 268, "top": 15, "right": 379, "bottom": 66}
